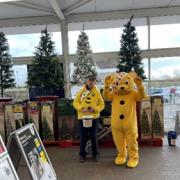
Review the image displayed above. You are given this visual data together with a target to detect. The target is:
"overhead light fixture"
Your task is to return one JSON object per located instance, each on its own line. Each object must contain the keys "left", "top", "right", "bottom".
{"left": 0, "top": 0, "right": 22, "bottom": 2}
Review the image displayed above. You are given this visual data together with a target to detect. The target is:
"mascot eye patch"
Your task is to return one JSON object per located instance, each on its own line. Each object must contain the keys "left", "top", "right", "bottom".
{"left": 120, "top": 100, "right": 125, "bottom": 105}
{"left": 120, "top": 114, "right": 124, "bottom": 120}
{"left": 125, "top": 81, "right": 128, "bottom": 85}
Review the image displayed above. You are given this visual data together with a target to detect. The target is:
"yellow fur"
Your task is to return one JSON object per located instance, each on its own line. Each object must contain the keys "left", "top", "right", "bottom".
{"left": 103, "top": 72, "right": 146, "bottom": 168}
{"left": 73, "top": 85, "right": 104, "bottom": 119}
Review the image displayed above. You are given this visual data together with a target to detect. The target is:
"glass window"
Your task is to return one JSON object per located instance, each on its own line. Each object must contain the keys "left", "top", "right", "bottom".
{"left": 12, "top": 65, "right": 28, "bottom": 87}
{"left": 151, "top": 24, "right": 180, "bottom": 49}
{"left": 68, "top": 27, "right": 147, "bottom": 54}
{"left": 136, "top": 26, "right": 148, "bottom": 50}
{"left": 7, "top": 34, "right": 39, "bottom": 57}
{"left": 51, "top": 32, "right": 62, "bottom": 55}
{"left": 70, "top": 58, "right": 148, "bottom": 98}
{"left": 142, "top": 58, "right": 149, "bottom": 80}
{"left": 68, "top": 31, "right": 81, "bottom": 54}
{"left": 150, "top": 56, "right": 180, "bottom": 133}
{"left": 7, "top": 32, "right": 62, "bottom": 57}
{"left": 70, "top": 62, "right": 117, "bottom": 98}
{"left": 150, "top": 57, "right": 180, "bottom": 80}
{"left": 85, "top": 28, "right": 122, "bottom": 53}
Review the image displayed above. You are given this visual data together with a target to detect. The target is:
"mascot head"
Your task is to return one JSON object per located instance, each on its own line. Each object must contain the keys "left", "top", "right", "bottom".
{"left": 110, "top": 72, "right": 137, "bottom": 95}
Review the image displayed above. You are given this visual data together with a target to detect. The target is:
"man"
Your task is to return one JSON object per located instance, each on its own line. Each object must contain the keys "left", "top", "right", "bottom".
{"left": 73, "top": 75, "right": 104, "bottom": 163}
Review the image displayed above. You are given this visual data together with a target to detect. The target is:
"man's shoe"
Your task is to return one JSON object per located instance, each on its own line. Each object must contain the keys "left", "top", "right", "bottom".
{"left": 79, "top": 156, "right": 85, "bottom": 163}
{"left": 92, "top": 156, "right": 98, "bottom": 162}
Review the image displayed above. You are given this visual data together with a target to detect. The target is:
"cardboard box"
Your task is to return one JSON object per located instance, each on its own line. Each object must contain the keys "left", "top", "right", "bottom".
{"left": 140, "top": 99, "right": 152, "bottom": 138}
{"left": 28, "top": 101, "right": 40, "bottom": 132}
{"left": 4, "top": 104, "right": 16, "bottom": 140}
{"left": 0, "top": 104, "right": 5, "bottom": 142}
{"left": 151, "top": 96, "right": 164, "bottom": 138}
{"left": 41, "top": 101, "right": 54, "bottom": 141}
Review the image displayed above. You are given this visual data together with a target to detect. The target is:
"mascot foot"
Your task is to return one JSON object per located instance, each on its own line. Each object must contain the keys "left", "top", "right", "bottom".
{"left": 115, "top": 156, "right": 126, "bottom": 165}
{"left": 127, "top": 159, "right": 139, "bottom": 168}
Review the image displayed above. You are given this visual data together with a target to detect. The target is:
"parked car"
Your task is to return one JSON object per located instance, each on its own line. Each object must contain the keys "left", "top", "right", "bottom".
{"left": 150, "top": 88, "right": 170, "bottom": 103}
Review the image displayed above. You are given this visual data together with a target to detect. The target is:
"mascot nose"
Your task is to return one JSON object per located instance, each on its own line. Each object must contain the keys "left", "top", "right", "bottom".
{"left": 121, "top": 87, "right": 124, "bottom": 90}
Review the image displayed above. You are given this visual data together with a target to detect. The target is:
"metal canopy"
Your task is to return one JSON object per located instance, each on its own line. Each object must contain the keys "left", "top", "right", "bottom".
{"left": 0, "top": 0, "right": 180, "bottom": 34}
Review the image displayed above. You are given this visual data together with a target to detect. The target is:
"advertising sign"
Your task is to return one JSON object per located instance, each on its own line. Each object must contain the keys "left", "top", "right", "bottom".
{"left": 7, "top": 124, "right": 57, "bottom": 180}
{"left": 0, "top": 135, "right": 19, "bottom": 180}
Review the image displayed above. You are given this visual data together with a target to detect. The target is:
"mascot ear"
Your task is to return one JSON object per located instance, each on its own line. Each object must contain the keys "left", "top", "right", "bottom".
{"left": 105, "top": 73, "right": 117, "bottom": 85}
{"left": 128, "top": 71, "right": 138, "bottom": 79}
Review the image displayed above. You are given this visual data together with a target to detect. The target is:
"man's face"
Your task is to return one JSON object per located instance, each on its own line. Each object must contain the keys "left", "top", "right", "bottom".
{"left": 86, "top": 78, "right": 96, "bottom": 89}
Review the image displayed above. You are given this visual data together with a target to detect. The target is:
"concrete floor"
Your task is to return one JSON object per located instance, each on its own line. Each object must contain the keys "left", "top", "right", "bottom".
{"left": 17, "top": 137, "right": 180, "bottom": 180}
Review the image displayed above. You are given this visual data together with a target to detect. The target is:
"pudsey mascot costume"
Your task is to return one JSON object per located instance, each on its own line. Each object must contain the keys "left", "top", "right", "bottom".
{"left": 103, "top": 72, "right": 146, "bottom": 168}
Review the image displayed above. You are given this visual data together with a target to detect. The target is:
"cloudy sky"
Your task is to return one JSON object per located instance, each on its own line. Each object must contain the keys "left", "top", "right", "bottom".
{"left": 6, "top": 23, "right": 180, "bottom": 86}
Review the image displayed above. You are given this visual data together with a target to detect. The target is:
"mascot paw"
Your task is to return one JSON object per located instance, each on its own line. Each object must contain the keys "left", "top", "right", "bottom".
{"left": 134, "top": 77, "right": 143, "bottom": 88}
{"left": 127, "top": 159, "right": 139, "bottom": 168}
{"left": 115, "top": 156, "right": 126, "bottom": 165}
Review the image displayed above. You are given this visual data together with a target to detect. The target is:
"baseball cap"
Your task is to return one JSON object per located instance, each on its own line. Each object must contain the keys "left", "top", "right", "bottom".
{"left": 87, "top": 74, "right": 97, "bottom": 81}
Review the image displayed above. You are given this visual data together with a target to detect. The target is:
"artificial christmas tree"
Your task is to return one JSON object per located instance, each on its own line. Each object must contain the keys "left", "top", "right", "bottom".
{"left": 72, "top": 31, "right": 97, "bottom": 84}
{"left": 28, "top": 28, "right": 63, "bottom": 141}
{"left": 0, "top": 32, "right": 15, "bottom": 98}
{"left": 28, "top": 28, "right": 64, "bottom": 89}
{"left": 117, "top": 16, "right": 146, "bottom": 80}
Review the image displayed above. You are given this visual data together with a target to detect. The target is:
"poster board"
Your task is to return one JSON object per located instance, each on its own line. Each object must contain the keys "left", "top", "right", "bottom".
{"left": 0, "top": 135, "right": 19, "bottom": 180}
{"left": 0, "top": 135, "right": 7, "bottom": 158}
{"left": 0, "top": 155, "right": 20, "bottom": 180}
{"left": 7, "top": 124, "right": 57, "bottom": 180}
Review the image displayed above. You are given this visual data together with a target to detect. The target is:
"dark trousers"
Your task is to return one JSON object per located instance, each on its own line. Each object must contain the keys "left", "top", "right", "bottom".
{"left": 79, "top": 119, "right": 99, "bottom": 157}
